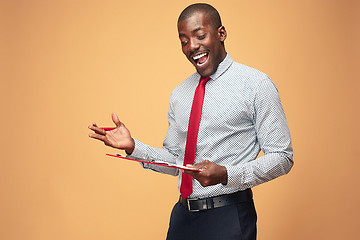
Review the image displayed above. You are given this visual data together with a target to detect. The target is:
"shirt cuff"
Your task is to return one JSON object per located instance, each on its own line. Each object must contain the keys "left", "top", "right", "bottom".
{"left": 224, "top": 165, "right": 252, "bottom": 189}
{"left": 128, "top": 139, "right": 148, "bottom": 160}
{"left": 125, "top": 139, "right": 151, "bottom": 169}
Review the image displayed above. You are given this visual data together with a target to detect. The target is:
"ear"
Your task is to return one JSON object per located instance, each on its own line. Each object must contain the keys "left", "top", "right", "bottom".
{"left": 218, "top": 26, "right": 227, "bottom": 42}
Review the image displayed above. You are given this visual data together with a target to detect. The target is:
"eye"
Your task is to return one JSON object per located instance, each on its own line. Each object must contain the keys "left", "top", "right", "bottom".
{"left": 197, "top": 34, "right": 206, "bottom": 40}
{"left": 181, "top": 40, "right": 188, "bottom": 46}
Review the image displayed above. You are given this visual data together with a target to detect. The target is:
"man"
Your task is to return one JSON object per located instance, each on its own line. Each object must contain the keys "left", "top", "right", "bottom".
{"left": 89, "top": 3, "right": 293, "bottom": 240}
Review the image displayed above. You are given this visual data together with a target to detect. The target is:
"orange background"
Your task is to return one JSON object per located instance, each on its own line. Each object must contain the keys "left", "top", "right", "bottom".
{"left": 1, "top": 0, "right": 359, "bottom": 239}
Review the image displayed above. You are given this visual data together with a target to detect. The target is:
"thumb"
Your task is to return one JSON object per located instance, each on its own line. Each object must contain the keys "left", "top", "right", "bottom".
{"left": 112, "top": 113, "right": 121, "bottom": 127}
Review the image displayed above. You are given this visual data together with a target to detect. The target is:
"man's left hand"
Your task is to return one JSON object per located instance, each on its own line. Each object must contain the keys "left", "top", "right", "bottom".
{"left": 183, "top": 160, "right": 228, "bottom": 187}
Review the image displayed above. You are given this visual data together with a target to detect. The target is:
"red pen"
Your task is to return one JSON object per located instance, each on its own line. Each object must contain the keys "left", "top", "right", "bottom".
{"left": 101, "top": 127, "right": 116, "bottom": 131}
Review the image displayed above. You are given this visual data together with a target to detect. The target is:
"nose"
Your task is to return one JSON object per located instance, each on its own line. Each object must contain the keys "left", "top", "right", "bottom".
{"left": 189, "top": 38, "right": 200, "bottom": 52}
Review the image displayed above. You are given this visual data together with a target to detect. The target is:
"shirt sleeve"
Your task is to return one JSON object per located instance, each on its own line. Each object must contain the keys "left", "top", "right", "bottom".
{"left": 128, "top": 93, "right": 181, "bottom": 176}
{"left": 225, "top": 78, "right": 294, "bottom": 188}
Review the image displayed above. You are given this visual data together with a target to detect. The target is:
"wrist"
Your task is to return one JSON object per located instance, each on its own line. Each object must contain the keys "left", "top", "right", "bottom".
{"left": 221, "top": 165, "right": 228, "bottom": 185}
{"left": 125, "top": 138, "right": 135, "bottom": 155}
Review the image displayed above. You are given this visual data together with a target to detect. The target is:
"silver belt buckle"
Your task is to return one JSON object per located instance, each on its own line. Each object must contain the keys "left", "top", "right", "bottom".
{"left": 187, "top": 198, "right": 200, "bottom": 212}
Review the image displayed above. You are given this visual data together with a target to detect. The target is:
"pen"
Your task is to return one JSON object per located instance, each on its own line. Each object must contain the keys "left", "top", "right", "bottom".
{"left": 101, "top": 127, "right": 116, "bottom": 131}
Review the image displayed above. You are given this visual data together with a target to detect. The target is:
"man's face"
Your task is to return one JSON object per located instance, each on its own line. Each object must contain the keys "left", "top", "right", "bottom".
{"left": 177, "top": 12, "right": 227, "bottom": 77}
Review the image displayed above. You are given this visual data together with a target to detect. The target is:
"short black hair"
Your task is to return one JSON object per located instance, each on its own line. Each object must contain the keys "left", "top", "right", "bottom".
{"left": 178, "top": 3, "right": 222, "bottom": 29}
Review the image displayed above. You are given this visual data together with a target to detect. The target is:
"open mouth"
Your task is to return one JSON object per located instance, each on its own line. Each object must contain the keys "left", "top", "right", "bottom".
{"left": 192, "top": 52, "right": 209, "bottom": 66}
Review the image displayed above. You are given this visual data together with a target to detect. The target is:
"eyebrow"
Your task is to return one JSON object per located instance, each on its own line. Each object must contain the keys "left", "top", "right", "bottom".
{"left": 192, "top": 27, "right": 204, "bottom": 33}
{"left": 179, "top": 27, "right": 205, "bottom": 37}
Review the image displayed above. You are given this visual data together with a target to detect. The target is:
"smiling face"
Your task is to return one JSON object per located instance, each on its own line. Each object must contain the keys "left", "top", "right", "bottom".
{"left": 177, "top": 11, "right": 227, "bottom": 77}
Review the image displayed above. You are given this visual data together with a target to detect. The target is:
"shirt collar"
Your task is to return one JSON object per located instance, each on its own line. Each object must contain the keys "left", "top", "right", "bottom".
{"left": 208, "top": 53, "right": 233, "bottom": 81}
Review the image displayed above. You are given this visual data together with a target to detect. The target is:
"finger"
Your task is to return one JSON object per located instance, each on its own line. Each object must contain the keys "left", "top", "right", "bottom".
{"left": 92, "top": 123, "right": 104, "bottom": 133}
{"left": 88, "top": 123, "right": 97, "bottom": 130}
{"left": 193, "top": 160, "right": 212, "bottom": 169}
{"left": 192, "top": 162, "right": 207, "bottom": 169}
{"left": 89, "top": 133, "right": 107, "bottom": 142}
{"left": 183, "top": 165, "right": 202, "bottom": 177}
{"left": 185, "top": 164, "right": 203, "bottom": 171}
{"left": 183, "top": 169, "right": 196, "bottom": 177}
{"left": 112, "top": 113, "right": 122, "bottom": 128}
{"left": 88, "top": 125, "right": 106, "bottom": 135}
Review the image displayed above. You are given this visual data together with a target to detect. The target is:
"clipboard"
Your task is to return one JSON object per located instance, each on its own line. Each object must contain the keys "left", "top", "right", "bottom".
{"left": 106, "top": 153, "right": 202, "bottom": 172}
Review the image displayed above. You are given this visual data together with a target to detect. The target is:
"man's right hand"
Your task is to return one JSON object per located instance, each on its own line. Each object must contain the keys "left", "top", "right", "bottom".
{"left": 88, "top": 113, "right": 135, "bottom": 154}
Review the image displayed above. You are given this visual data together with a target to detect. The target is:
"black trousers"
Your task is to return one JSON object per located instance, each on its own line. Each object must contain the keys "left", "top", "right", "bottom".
{"left": 166, "top": 196, "right": 257, "bottom": 240}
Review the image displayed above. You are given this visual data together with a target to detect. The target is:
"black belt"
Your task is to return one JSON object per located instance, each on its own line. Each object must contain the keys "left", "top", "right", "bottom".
{"left": 179, "top": 189, "right": 253, "bottom": 212}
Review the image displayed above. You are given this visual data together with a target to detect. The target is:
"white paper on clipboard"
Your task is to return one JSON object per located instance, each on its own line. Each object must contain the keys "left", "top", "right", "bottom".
{"left": 106, "top": 154, "right": 202, "bottom": 172}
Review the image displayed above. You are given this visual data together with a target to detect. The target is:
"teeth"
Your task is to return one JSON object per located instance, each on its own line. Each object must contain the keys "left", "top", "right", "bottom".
{"left": 192, "top": 52, "right": 207, "bottom": 60}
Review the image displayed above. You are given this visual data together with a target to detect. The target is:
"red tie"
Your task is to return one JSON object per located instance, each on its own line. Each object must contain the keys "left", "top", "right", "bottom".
{"left": 180, "top": 76, "right": 210, "bottom": 199}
